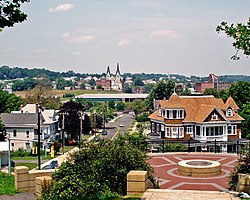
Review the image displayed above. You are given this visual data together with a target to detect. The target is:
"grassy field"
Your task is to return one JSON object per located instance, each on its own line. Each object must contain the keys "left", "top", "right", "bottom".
{"left": 14, "top": 89, "right": 122, "bottom": 99}
{"left": 15, "top": 163, "right": 37, "bottom": 170}
{"left": 0, "top": 172, "right": 18, "bottom": 195}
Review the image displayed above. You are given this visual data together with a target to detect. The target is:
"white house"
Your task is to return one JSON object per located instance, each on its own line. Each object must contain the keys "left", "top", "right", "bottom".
{"left": 0, "top": 142, "right": 8, "bottom": 169}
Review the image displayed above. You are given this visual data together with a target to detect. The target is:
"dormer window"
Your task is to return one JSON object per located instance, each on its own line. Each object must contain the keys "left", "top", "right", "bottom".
{"left": 211, "top": 113, "right": 218, "bottom": 120}
{"left": 226, "top": 108, "right": 233, "bottom": 117}
{"left": 165, "top": 109, "right": 184, "bottom": 119}
{"left": 158, "top": 108, "right": 162, "bottom": 116}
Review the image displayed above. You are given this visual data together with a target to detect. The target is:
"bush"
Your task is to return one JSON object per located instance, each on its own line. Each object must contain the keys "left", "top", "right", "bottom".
{"left": 135, "top": 113, "right": 149, "bottom": 122}
{"left": 63, "top": 93, "right": 75, "bottom": 98}
{"left": 11, "top": 148, "right": 30, "bottom": 157}
{"left": 159, "top": 143, "right": 188, "bottom": 152}
{"left": 41, "top": 135, "right": 157, "bottom": 199}
{"left": 228, "top": 146, "right": 250, "bottom": 190}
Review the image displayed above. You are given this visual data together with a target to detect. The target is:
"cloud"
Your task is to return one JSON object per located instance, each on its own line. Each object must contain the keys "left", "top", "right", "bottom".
{"left": 72, "top": 52, "right": 80, "bottom": 56}
{"left": 150, "top": 29, "right": 186, "bottom": 38}
{"left": 63, "top": 32, "right": 70, "bottom": 38}
{"left": 68, "top": 35, "right": 95, "bottom": 44}
{"left": 118, "top": 39, "right": 132, "bottom": 47}
{"left": 49, "top": 3, "right": 74, "bottom": 12}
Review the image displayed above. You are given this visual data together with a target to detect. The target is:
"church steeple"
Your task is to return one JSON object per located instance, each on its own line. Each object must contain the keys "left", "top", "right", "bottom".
{"left": 115, "top": 63, "right": 121, "bottom": 76}
{"left": 106, "top": 66, "right": 111, "bottom": 78}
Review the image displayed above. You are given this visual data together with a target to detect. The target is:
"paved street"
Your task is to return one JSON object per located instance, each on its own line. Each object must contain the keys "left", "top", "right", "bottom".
{"left": 100, "top": 113, "right": 134, "bottom": 140}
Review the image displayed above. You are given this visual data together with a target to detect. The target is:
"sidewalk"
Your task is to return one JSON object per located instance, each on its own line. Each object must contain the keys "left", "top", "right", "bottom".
{"left": 141, "top": 189, "right": 240, "bottom": 200}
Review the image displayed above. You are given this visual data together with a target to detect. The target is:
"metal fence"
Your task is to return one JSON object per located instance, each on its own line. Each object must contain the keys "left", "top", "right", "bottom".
{"left": 148, "top": 138, "right": 249, "bottom": 154}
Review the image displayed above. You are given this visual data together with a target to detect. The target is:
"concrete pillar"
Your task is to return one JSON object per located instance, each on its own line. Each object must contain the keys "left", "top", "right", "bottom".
{"left": 237, "top": 173, "right": 250, "bottom": 194}
{"left": 35, "top": 176, "right": 52, "bottom": 199}
{"left": 127, "top": 170, "right": 148, "bottom": 195}
{"left": 14, "top": 166, "right": 29, "bottom": 192}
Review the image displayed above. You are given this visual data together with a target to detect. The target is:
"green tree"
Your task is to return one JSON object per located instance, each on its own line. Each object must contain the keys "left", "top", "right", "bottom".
{"left": 80, "top": 82, "right": 86, "bottom": 89}
{"left": 96, "top": 84, "right": 102, "bottom": 90}
{"left": 229, "top": 81, "right": 250, "bottom": 108}
{"left": 116, "top": 101, "right": 125, "bottom": 110}
{"left": 128, "top": 99, "right": 147, "bottom": 115}
{"left": 0, "top": 90, "right": 23, "bottom": 113}
{"left": 133, "top": 77, "right": 144, "bottom": 86}
{"left": 204, "top": 88, "right": 219, "bottom": 97}
{"left": 181, "top": 87, "right": 191, "bottom": 96}
{"left": 82, "top": 114, "right": 92, "bottom": 135}
{"left": 59, "top": 101, "right": 86, "bottom": 139}
{"left": 123, "top": 83, "right": 132, "bottom": 93}
{"left": 146, "top": 79, "right": 175, "bottom": 109}
{"left": 216, "top": 18, "right": 250, "bottom": 59}
{"left": 0, "top": 0, "right": 29, "bottom": 31}
{"left": 41, "top": 136, "right": 156, "bottom": 199}
{"left": 239, "top": 102, "right": 250, "bottom": 139}
{"left": 108, "top": 100, "right": 115, "bottom": 109}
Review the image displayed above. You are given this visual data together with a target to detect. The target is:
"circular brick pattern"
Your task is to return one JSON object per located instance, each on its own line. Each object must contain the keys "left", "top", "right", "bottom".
{"left": 148, "top": 153, "right": 238, "bottom": 192}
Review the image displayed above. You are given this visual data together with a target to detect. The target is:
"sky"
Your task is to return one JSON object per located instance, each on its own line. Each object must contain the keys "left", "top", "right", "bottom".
{"left": 0, "top": 0, "right": 249, "bottom": 77}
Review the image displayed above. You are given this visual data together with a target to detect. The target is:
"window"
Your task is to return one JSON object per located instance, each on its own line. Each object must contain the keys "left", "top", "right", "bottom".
{"left": 156, "top": 124, "right": 160, "bottom": 133}
{"left": 179, "top": 127, "right": 184, "bottom": 138}
{"left": 228, "top": 125, "right": 237, "bottom": 135}
{"left": 25, "top": 143, "right": 31, "bottom": 150}
{"left": 186, "top": 126, "right": 193, "bottom": 134}
{"left": 11, "top": 143, "right": 14, "bottom": 147}
{"left": 158, "top": 108, "right": 162, "bottom": 116}
{"left": 173, "top": 110, "right": 177, "bottom": 119}
{"left": 13, "top": 130, "right": 17, "bottom": 137}
{"left": 161, "top": 124, "right": 165, "bottom": 131}
{"left": 226, "top": 108, "right": 233, "bottom": 117}
{"left": 165, "top": 127, "right": 170, "bottom": 138}
{"left": 172, "top": 127, "right": 178, "bottom": 138}
{"left": 152, "top": 123, "right": 155, "bottom": 133}
{"left": 26, "top": 130, "right": 29, "bottom": 138}
{"left": 196, "top": 126, "right": 200, "bottom": 136}
{"left": 211, "top": 113, "right": 218, "bottom": 120}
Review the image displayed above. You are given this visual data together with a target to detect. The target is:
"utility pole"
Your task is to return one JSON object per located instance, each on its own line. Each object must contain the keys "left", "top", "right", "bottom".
{"left": 37, "top": 105, "right": 41, "bottom": 170}
{"left": 94, "top": 109, "right": 96, "bottom": 137}
{"left": 62, "top": 113, "right": 65, "bottom": 154}
{"left": 78, "top": 111, "right": 84, "bottom": 148}
{"left": 8, "top": 134, "right": 11, "bottom": 175}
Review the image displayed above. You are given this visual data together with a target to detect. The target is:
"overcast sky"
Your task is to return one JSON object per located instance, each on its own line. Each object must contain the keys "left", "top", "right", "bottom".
{"left": 0, "top": 0, "right": 249, "bottom": 76}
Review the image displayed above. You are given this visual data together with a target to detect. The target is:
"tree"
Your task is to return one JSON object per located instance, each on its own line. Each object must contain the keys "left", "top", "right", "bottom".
{"left": 96, "top": 84, "right": 102, "bottom": 90}
{"left": 228, "top": 81, "right": 250, "bottom": 108}
{"left": 146, "top": 79, "right": 175, "bottom": 109}
{"left": 239, "top": 102, "right": 250, "bottom": 139}
{"left": 116, "top": 101, "right": 125, "bottom": 111}
{"left": 82, "top": 114, "right": 92, "bottom": 135}
{"left": 133, "top": 77, "right": 144, "bottom": 86}
{"left": 108, "top": 100, "right": 115, "bottom": 109}
{"left": 181, "top": 87, "right": 191, "bottom": 96}
{"left": 216, "top": 18, "right": 250, "bottom": 59}
{"left": 204, "top": 88, "right": 219, "bottom": 97}
{"left": 123, "top": 83, "right": 132, "bottom": 93}
{"left": 59, "top": 101, "right": 86, "bottom": 139}
{"left": 80, "top": 82, "right": 86, "bottom": 90}
{"left": 0, "top": 0, "right": 29, "bottom": 31}
{"left": 128, "top": 99, "right": 147, "bottom": 115}
{"left": 0, "top": 89, "right": 23, "bottom": 113}
{"left": 41, "top": 136, "right": 156, "bottom": 199}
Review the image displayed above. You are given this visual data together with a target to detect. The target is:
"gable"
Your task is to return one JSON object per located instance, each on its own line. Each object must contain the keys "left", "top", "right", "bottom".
{"left": 204, "top": 108, "right": 227, "bottom": 122}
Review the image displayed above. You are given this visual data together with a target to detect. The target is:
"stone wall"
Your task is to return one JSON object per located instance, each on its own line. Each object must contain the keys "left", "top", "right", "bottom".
{"left": 14, "top": 166, "right": 56, "bottom": 192}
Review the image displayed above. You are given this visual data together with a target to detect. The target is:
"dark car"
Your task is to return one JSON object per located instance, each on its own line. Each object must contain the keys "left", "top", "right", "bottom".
{"left": 101, "top": 130, "right": 107, "bottom": 135}
{"left": 43, "top": 160, "right": 58, "bottom": 169}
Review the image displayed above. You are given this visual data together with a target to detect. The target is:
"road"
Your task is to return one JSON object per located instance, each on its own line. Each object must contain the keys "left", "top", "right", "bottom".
{"left": 100, "top": 113, "right": 134, "bottom": 140}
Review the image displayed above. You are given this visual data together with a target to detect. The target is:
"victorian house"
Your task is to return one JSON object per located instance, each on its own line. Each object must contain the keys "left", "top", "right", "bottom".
{"left": 148, "top": 93, "right": 244, "bottom": 152}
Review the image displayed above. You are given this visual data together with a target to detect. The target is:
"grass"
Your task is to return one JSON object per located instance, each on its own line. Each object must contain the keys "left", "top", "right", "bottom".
{"left": 15, "top": 163, "right": 38, "bottom": 170}
{"left": 11, "top": 155, "right": 53, "bottom": 161}
{"left": 14, "top": 89, "right": 122, "bottom": 100}
{"left": 0, "top": 171, "right": 18, "bottom": 195}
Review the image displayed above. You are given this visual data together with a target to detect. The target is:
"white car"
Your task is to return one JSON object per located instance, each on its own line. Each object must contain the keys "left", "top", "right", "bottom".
{"left": 119, "top": 124, "right": 124, "bottom": 127}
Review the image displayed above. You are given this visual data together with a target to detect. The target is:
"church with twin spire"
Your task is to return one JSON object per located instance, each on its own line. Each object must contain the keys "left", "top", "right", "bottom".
{"left": 95, "top": 63, "right": 123, "bottom": 91}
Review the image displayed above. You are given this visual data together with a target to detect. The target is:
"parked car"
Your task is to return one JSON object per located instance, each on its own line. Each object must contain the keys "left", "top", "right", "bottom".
{"left": 119, "top": 124, "right": 124, "bottom": 127}
{"left": 102, "top": 130, "right": 107, "bottom": 135}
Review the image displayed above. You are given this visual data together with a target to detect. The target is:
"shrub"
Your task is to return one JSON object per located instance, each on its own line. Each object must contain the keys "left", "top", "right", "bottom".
{"left": 11, "top": 148, "right": 30, "bottom": 157}
{"left": 63, "top": 93, "right": 75, "bottom": 98}
{"left": 41, "top": 135, "right": 157, "bottom": 199}
{"left": 159, "top": 143, "right": 188, "bottom": 152}
{"left": 0, "top": 171, "right": 18, "bottom": 195}
{"left": 135, "top": 113, "right": 149, "bottom": 122}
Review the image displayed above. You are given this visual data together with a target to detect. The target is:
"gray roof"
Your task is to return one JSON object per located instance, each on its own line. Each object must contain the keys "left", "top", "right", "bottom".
{"left": 0, "top": 113, "right": 44, "bottom": 128}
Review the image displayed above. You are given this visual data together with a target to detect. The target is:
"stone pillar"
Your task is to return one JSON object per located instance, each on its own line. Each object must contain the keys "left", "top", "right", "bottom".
{"left": 35, "top": 176, "right": 52, "bottom": 200}
{"left": 14, "top": 166, "right": 29, "bottom": 192}
{"left": 237, "top": 173, "right": 250, "bottom": 194}
{"left": 127, "top": 170, "right": 148, "bottom": 195}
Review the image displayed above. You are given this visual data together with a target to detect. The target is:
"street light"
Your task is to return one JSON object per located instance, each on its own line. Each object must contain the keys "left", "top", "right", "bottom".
{"left": 60, "top": 112, "right": 68, "bottom": 154}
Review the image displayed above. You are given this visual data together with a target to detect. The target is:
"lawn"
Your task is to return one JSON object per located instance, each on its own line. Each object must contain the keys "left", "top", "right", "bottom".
{"left": 0, "top": 171, "right": 18, "bottom": 195}
{"left": 15, "top": 163, "right": 37, "bottom": 170}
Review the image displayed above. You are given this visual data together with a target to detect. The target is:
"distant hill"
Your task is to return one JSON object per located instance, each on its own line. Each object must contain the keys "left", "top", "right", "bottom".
{"left": 1, "top": 65, "right": 250, "bottom": 83}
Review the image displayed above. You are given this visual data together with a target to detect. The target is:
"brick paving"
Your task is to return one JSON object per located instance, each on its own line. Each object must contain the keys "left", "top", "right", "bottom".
{"left": 148, "top": 153, "right": 238, "bottom": 192}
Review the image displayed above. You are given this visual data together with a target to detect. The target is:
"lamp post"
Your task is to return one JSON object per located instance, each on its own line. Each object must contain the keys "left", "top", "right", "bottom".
{"left": 37, "top": 104, "right": 43, "bottom": 170}
{"left": 61, "top": 112, "right": 67, "bottom": 154}
{"left": 94, "top": 109, "right": 96, "bottom": 137}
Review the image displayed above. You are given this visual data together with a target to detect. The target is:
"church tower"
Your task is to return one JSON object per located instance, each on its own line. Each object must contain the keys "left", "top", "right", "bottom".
{"left": 106, "top": 66, "right": 111, "bottom": 78}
